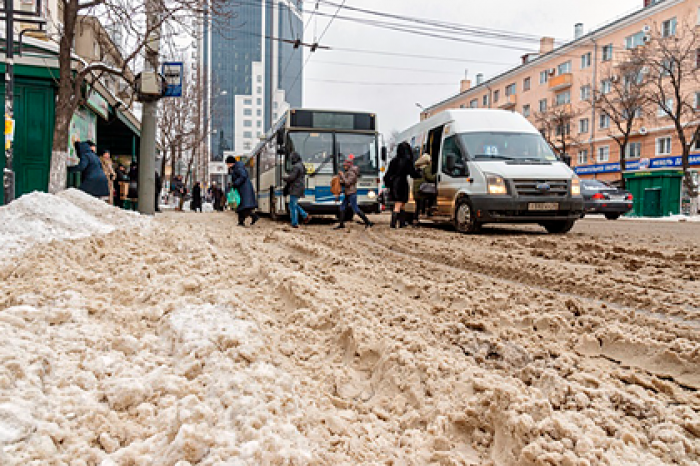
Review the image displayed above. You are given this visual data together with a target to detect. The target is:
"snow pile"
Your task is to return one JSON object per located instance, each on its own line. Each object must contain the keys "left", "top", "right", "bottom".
{"left": 622, "top": 214, "right": 700, "bottom": 222}
{"left": 0, "top": 189, "right": 149, "bottom": 258}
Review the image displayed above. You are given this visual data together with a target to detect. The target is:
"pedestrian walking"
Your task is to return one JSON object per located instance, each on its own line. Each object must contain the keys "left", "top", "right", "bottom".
{"left": 68, "top": 141, "right": 110, "bottom": 200}
{"left": 412, "top": 153, "right": 437, "bottom": 224}
{"left": 191, "top": 181, "right": 203, "bottom": 212}
{"left": 334, "top": 154, "right": 373, "bottom": 229}
{"left": 211, "top": 182, "right": 224, "bottom": 211}
{"left": 127, "top": 162, "right": 139, "bottom": 210}
{"left": 283, "top": 151, "right": 311, "bottom": 228}
{"left": 384, "top": 142, "right": 420, "bottom": 228}
{"left": 226, "top": 155, "right": 259, "bottom": 226}
{"left": 99, "top": 149, "right": 116, "bottom": 205}
{"left": 115, "top": 164, "right": 129, "bottom": 208}
{"left": 155, "top": 171, "right": 162, "bottom": 212}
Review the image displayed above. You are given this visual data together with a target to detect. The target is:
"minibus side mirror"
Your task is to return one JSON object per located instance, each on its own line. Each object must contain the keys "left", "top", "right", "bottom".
{"left": 381, "top": 146, "right": 387, "bottom": 163}
{"left": 445, "top": 153, "right": 456, "bottom": 172}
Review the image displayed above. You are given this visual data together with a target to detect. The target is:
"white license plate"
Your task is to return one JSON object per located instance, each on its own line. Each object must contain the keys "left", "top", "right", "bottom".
{"left": 609, "top": 195, "right": 626, "bottom": 200}
{"left": 529, "top": 202, "right": 559, "bottom": 211}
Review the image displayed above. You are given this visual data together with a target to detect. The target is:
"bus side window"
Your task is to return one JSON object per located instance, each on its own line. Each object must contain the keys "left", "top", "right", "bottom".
{"left": 441, "top": 136, "right": 469, "bottom": 178}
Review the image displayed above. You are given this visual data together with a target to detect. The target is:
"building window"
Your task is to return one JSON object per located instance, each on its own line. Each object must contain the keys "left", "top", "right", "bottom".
{"left": 539, "top": 98, "right": 547, "bottom": 112}
{"left": 658, "top": 98, "right": 674, "bottom": 117}
{"left": 244, "top": 99, "right": 252, "bottom": 105}
{"left": 256, "top": 75, "right": 262, "bottom": 83}
{"left": 600, "top": 113, "right": 610, "bottom": 129}
{"left": 523, "top": 77, "right": 531, "bottom": 91}
{"left": 243, "top": 120, "right": 252, "bottom": 127}
{"left": 696, "top": 49, "right": 700, "bottom": 69}
{"left": 695, "top": 91, "right": 700, "bottom": 110}
{"left": 581, "top": 52, "right": 592, "bottom": 69}
{"left": 555, "top": 123, "right": 570, "bottom": 137}
{"left": 470, "top": 98, "right": 478, "bottom": 108}
{"left": 598, "top": 146, "right": 610, "bottom": 162}
{"left": 257, "top": 98, "right": 262, "bottom": 105}
{"left": 243, "top": 142, "right": 252, "bottom": 150}
{"left": 555, "top": 90, "right": 571, "bottom": 106}
{"left": 505, "top": 83, "right": 516, "bottom": 96}
{"left": 579, "top": 118, "right": 590, "bottom": 134}
{"left": 459, "top": 104, "right": 466, "bottom": 109}
{"left": 494, "top": 90, "right": 500, "bottom": 102}
{"left": 243, "top": 108, "right": 252, "bottom": 116}
{"left": 656, "top": 137, "right": 672, "bottom": 155}
{"left": 557, "top": 61, "right": 572, "bottom": 75}
{"left": 580, "top": 84, "right": 591, "bottom": 101}
{"left": 257, "top": 109, "right": 262, "bottom": 116}
{"left": 523, "top": 104, "right": 531, "bottom": 117}
{"left": 625, "top": 142, "right": 642, "bottom": 159}
{"left": 601, "top": 79, "right": 612, "bottom": 94}
{"left": 257, "top": 121, "right": 262, "bottom": 128}
{"left": 540, "top": 70, "right": 549, "bottom": 84}
{"left": 483, "top": 94, "right": 489, "bottom": 106}
{"left": 625, "top": 31, "right": 645, "bottom": 49}
{"left": 577, "top": 150, "right": 589, "bottom": 165}
{"left": 602, "top": 44, "right": 613, "bottom": 61}
{"left": 662, "top": 17, "right": 677, "bottom": 37}
{"left": 243, "top": 131, "right": 253, "bottom": 139}
{"left": 274, "top": 102, "right": 279, "bottom": 109}
{"left": 256, "top": 87, "right": 262, "bottom": 94}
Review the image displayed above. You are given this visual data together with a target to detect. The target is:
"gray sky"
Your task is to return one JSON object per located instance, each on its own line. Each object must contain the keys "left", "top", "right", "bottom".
{"left": 300, "top": 0, "right": 643, "bottom": 139}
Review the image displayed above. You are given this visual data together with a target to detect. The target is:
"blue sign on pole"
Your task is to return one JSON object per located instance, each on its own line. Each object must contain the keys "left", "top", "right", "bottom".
{"left": 162, "top": 62, "right": 183, "bottom": 97}
{"left": 574, "top": 153, "right": 700, "bottom": 175}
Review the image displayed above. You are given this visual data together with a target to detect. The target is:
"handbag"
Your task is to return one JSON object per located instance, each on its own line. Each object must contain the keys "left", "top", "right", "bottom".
{"left": 419, "top": 182, "right": 437, "bottom": 195}
{"left": 330, "top": 176, "right": 342, "bottom": 196}
{"left": 227, "top": 188, "right": 240, "bottom": 208}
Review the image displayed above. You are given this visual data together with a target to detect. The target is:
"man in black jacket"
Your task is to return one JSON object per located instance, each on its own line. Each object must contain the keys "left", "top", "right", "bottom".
{"left": 283, "top": 152, "right": 311, "bottom": 228}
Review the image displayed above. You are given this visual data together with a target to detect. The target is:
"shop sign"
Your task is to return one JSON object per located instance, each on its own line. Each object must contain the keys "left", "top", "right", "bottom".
{"left": 162, "top": 62, "right": 183, "bottom": 97}
{"left": 87, "top": 87, "right": 110, "bottom": 120}
{"left": 68, "top": 107, "right": 97, "bottom": 163}
{"left": 575, "top": 153, "right": 700, "bottom": 175}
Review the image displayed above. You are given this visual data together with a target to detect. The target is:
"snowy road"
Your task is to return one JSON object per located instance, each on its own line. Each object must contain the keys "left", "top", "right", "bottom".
{"left": 1, "top": 201, "right": 699, "bottom": 464}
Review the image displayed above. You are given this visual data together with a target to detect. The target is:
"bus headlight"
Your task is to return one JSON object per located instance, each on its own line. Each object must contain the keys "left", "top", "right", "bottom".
{"left": 486, "top": 174, "right": 508, "bottom": 195}
{"left": 367, "top": 190, "right": 377, "bottom": 199}
{"left": 571, "top": 178, "right": 581, "bottom": 196}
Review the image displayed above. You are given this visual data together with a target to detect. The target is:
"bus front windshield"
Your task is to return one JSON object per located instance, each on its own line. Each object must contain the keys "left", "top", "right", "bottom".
{"left": 458, "top": 132, "right": 559, "bottom": 162}
{"left": 336, "top": 133, "right": 379, "bottom": 176}
{"left": 287, "top": 132, "right": 334, "bottom": 175}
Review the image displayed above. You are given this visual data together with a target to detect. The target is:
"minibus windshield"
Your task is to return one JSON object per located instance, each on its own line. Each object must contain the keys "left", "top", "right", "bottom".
{"left": 458, "top": 132, "right": 559, "bottom": 162}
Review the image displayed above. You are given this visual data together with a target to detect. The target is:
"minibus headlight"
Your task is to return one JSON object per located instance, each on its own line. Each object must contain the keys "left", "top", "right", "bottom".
{"left": 571, "top": 178, "right": 581, "bottom": 196}
{"left": 367, "top": 190, "right": 377, "bottom": 199}
{"left": 487, "top": 174, "right": 508, "bottom": 195}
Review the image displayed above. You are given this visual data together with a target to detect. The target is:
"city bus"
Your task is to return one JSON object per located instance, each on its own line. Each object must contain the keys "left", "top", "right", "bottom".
{"left": 247, "top": 108, "right": 383, "bottom": 219}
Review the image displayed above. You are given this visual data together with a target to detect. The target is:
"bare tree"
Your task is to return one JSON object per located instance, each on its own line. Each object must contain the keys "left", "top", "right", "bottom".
{"left": 629, "top": 16, "right": 700, "bottom": 197}
{"left": 535, "top": 100, "right": 582, "bottom": 165}
{"left": 48, "top": 0, "right": 231, "bottom": 193}
{"left": 592, "top": 58, "right": 649, "bottom": 189}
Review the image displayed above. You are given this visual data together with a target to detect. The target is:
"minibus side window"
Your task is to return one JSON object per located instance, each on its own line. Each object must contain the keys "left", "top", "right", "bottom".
{"left": 441, "top": 136, "right": 469, "bottom": 177}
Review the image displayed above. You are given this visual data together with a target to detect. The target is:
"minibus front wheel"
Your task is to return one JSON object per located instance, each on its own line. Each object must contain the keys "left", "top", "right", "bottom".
{"left": 454, "top": 198, "right": 481, "bottom": 234}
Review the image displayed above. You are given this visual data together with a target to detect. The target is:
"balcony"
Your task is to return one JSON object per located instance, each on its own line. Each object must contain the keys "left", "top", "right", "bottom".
{"left": 499, "top": 94, "right": 517, "bottom": 110}
{"left": 549, "top": 73, "right": 573, "bottom": 91}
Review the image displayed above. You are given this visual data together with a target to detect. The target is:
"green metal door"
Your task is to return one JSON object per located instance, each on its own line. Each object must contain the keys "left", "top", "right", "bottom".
{"left": 643, "top": 188, "right": 662, "bottom": 217}
{"left": 0, "top": 80, "right": 55, "bottom": 202}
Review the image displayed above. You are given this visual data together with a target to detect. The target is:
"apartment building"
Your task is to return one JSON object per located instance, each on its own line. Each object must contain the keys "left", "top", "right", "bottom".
{"left": 424, "top": 0, "right": 700, "bottom": 183}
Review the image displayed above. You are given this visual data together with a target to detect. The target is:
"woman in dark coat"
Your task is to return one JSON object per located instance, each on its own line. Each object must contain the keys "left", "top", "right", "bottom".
{"left": 384, "top": 141, "right": 420, "bottom": 228}
{"left": 68, "top": 141, "right": 110, "bottom": 199}
{"left": 127, "top": 162, "right": 139, "bottom": 203}
{"left": 191, "top": 182, "right": 203, "bottom": 212}
{"left": 227, "top": 156, "right": 259, "bottom": 226}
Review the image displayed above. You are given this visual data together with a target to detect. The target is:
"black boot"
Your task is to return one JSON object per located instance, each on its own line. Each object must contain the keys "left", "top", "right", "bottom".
{"left": 390, "top": 212, "right": 398, "bottom": 228}
{"left": 251, "top": 213, "right": 260, "bottom": 225}
{"left": 398, "top": 210, "right": 408, "bottom": 228}
{"left": 334, "top": 221, "right": 345, "bottom": 229}
{"left": 357, "top": 210, "right": 373, "bottom": 228}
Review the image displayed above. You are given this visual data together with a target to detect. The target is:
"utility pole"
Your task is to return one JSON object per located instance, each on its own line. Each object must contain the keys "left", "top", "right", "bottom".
{"left": 3, "top": 0, "right": 14, "bottom": 205}
{"left": 138, "top": 0, "right": 160, "bottom": 215}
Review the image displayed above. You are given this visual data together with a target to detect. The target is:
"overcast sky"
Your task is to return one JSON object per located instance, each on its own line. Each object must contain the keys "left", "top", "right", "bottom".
{"left": 299, "top": 0, "right": 643, "bottom": 139}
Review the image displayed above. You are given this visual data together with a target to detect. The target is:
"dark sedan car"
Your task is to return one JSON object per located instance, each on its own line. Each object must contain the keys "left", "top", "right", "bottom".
{"left": 581, "top": 179, "right": 634, "bottom": 220}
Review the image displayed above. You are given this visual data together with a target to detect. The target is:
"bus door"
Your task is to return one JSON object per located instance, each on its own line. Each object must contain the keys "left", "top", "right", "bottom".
{"left": 436, "top": 133, "right": 470, "bottom": 217}
{"left": 287, "top": 132, "right": 335, "bottom": 206}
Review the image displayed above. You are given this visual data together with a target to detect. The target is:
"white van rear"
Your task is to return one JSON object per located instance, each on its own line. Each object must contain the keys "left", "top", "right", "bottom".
{"left": 396, "top": 109, "right": 584, "bottom": 233}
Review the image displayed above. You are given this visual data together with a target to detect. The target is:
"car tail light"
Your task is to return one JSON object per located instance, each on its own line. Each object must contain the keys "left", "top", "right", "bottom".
{"left": 626, "top": 194, "right": 633, "bottom": 201}
{"left": 592, "top": 193, "right": 606, "bottom": 200}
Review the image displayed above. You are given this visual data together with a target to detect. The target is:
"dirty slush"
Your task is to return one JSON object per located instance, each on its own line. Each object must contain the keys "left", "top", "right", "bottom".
{"left": 0, "top": 190, "right": 698, "bottom": 465}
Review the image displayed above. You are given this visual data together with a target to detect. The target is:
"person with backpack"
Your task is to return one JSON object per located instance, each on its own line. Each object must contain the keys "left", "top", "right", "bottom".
{"left": 412, "top": 153, "right": 437, "bottom": 224}
{"left": 283, "top": 152, "right": 311, "bottom": 228}
{"left": 334, "top": 154, "right": 373, "bottom": 229}
{"left": 384, "top": 142, "right": 420, "bottom": 228}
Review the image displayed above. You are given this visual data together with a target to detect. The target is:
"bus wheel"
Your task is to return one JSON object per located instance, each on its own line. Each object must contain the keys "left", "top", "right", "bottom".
{"left": 269, "top": 187, "right": 278, "bottom": 220}
{"left": 454, "top": 198, "right": 481, "bottom": 234}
